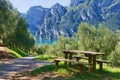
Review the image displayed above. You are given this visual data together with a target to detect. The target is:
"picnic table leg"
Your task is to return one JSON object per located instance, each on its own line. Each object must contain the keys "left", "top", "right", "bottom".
{"left": 87, "top": 64, "right": 92, "bottom": 73}
{"left": 69, "top": 53, "right": 73, "bottom": 65}
{"left": 64, "top": 53, "right": 68, "bottom": 65}
{"left": 86, "top": 54, "right": 93, "bottom": 71}
{"left": 77, "top": 64, "right": 84, "bottom": 74}
{"left": 93, "top": 55, "right": 96, "bottom": 70}
{"left": 88, "top": 55, "right": 92, "bottom": 64}
{"left": 99, "top": 62, "right": 103, "bottom": 71}
{"left": 85, "top": 54, "right": 92, "bottom": 63}
{"left": 55, "top": 60, "right": 59, "bottom": 69}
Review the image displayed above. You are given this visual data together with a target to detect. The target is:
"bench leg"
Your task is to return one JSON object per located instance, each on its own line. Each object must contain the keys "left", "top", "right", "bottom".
{"left": 76, "top": 57, "right": 80, "bottom": 61}
{"left": 55, "top": 61, "right": 59, "bottom": 69}
{"left": 69, "top": 54, "right": 73, "bottom": 65}
{"left": 87, "top": 64, "right": 92, "bottom": 73}
{"left": 99, "top": 62, "right": 103, "bottom": 71}
{"left": 77, "top": 64, "right": 84, "bottom": 74}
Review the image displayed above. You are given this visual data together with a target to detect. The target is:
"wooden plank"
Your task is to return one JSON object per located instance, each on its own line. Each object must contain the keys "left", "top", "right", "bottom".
{"left": 74, "top": 56, "right": 88, "bottom": 61}
{"left": 96, "top": 59, "right": 111, "bottom": 63}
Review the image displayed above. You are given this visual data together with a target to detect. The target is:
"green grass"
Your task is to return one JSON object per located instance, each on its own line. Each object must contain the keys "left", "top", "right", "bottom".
{"left": 9, "top": 49, "right": 22, "bottom": 58}
{"left": 31, "top": 64, "right": 55, "bottom": 76}
{"left": 31, "top": 63, "right": 120, "bottom": 80}
{"left": 11, "top": 48, "right": 28, "bottom": 57}
{"left": 8, "top": 48, "right": 29, "bottom": 58}
{"left": 31, "top": 56, "right": 120, "bottom": 80}
{"left": 34, "top": 55, "right": 55, "bottom": 61}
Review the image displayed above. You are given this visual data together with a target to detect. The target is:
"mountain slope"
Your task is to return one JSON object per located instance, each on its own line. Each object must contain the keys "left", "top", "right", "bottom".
{"left": 24, "top": 0, "right": 120, "bottom": 44}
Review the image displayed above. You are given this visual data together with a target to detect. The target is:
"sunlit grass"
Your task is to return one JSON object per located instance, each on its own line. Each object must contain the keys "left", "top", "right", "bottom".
{"left": 8, "top": 48, "right": 29, "bottom": 58}
{"left": 34, "top": 54, "right": 56, "bottom": 61}
{"left": 31, "top": 56, "right": 120, "bottom": 80}
{"left": 9, "top": 49, "right": 22, "bottom": 58}
{"left": 31, "top": 64, "right": 55, "bottom": 76}
{"left": 10, "top": 48, "right": 28, "bottom": 57}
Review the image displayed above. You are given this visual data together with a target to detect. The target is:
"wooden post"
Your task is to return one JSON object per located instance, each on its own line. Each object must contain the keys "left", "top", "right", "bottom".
{"left": 69, "top": 53, "right": 73, "bottom": 65}
{"left": 64, "top": 52, "right": 68, "bottom": 59}
{"left": 86, "top": 54, "right": 92, "bottom": 64}
{"left": 87, "top": 64, "right": 92, "bottom": 73}
{"left": 99, "top": 62, "right": 103, "bottom": 71}
{"left": 55, "top": 60, "right": 59, "bottom": 69}
{"left": 69, "top": 53, "right": 73, "bottom": 60}
{"left": 93, "top": 55, "right": 96, "bottom": 70}
{"left": 76, "top": 57, "right": 80, "bottom": 61}
{"left": 77, "top": 64, "right": 84, "bottom": 74}
{"left": 80, "top": 64, "right": 84, "bottom": 74}
{"left": 64, "top": 52, "right": 68, "bottom": 65}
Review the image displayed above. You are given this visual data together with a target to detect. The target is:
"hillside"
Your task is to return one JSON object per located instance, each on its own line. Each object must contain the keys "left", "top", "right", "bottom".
{"left": 23, "top": 0, "right": 120, "bottom": 44}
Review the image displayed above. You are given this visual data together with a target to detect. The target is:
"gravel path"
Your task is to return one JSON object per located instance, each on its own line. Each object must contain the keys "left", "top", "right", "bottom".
{"left": 0, "top": 57, "right": 52, "bottom": 80}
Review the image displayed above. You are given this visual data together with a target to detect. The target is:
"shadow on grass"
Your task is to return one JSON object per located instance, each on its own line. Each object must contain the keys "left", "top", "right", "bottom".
{"left": 68, "top": 70, "right": 120, "bottom": 80}
{"left": 31, "top": 64, "right": 120, "bottom": 80}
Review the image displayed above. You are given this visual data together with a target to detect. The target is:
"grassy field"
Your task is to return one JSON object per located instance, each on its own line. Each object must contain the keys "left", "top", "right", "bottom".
{"left": 31, "top": 55, "right": 120, "bottom": 80}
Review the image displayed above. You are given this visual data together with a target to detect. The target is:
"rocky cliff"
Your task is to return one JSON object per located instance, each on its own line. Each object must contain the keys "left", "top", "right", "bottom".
{"left": 23, "top": 0, "right": 120, "bottom": 44}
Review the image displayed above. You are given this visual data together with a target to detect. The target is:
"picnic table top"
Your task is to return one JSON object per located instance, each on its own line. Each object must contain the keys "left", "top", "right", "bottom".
{"left": 62, "top": 50, "right": 105, "bottom": 55}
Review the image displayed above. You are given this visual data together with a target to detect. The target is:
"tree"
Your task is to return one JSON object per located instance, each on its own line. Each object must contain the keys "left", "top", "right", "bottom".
{"left": 110, "top": 44, "right": 120, "bottom": 66}
{"left": 0, "top": 0, "right": 35, "bottom": 51}
{"left": 77, "top": 23, "right": 117, "bottom": 59}
{"left": 77, "top": 23, "right": 96, "bottom": 50}
{"left": 109, "top": 31, "right": 120, "bottom": 66}
{"left": 13, "top": 17, "right": 35, "bottom": 50}
{"left": 0, "top": 0, "right": 16, "bottom": 42}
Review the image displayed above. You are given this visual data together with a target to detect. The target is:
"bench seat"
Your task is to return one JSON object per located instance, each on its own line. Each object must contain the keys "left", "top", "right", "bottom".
{"left": 54, "top": 58, "right": 92, "bottom": 73}
{"left": 96, "top": 59, "right": 111, "bottom": 71}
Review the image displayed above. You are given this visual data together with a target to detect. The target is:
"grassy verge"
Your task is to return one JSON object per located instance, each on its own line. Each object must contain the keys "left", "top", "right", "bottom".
{"left": 9, "top": 49, "right": 22, "bottom": 58}
{"left": 34, "top": 55, "right": 56, "bottom": 61}
{"left": 11, "top": 48, "right": 29, "bottom": 57}
{"left": 31, "top": 56, "right": 120, "bottom": 80}
{"left": 8, "top": 48, "right": 29, "bottom": 58}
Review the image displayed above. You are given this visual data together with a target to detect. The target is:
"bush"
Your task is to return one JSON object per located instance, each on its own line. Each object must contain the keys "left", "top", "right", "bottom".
{"left": 36, "top": 44, "right": 49, "bottom": 55}
{"left": 110, "top": 44, "right": 120, "bottom": 66}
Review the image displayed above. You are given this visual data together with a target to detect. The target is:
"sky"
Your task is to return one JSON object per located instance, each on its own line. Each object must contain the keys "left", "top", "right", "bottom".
{"left": 9, "top": 0, "right": 71, "bottom": 13}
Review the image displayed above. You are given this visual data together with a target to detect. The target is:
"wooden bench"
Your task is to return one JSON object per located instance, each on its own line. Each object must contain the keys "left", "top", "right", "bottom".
{"left": 54, "top": 58, "right": 92, "bottom": 73}
{"left": 96, "top": 59, "right": 111, "bottom": 71}
{"left": 74, "top": 56, "right": 88, "bottom": 61}
{"left": 54, "top": 58, "right": 76, "bottom": 68}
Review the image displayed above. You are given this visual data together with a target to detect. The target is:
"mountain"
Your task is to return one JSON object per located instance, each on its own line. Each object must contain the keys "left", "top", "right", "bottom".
{"left": 23, "top": 0, "right": 120, "bottom": 44}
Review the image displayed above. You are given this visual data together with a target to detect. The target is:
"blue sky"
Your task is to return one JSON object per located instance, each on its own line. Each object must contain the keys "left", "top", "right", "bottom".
{"left": 9, "top": 0, "right": 71, "bottom": 13}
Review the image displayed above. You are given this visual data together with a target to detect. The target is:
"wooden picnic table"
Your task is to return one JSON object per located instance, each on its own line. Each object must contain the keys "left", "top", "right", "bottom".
{"left": 62, "top": 50, "right": 105, "bottom": 70}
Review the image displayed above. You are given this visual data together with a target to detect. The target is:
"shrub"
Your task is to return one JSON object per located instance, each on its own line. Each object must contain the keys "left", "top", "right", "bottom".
{"left": 110, "top": 44, "right": 120, "bottom": 66}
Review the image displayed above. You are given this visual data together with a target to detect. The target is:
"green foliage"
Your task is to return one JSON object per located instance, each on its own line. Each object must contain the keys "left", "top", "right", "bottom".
{"left": 34, "top": 23, "right": 119, "bottom": 66}
{"left": 77, "top": 23, "right": 117, "bottom": 59}
{"left": 0, "top": 0, "right": 17, "bottom": 41}
{"left": 0, "top": 0, "right": 35, "bottom": 51}
{"left": 9, "top": 49, "right": 22, "bottom": 58}
{"left": 57, "top": 36, "right": 78, "bottom": 50}
{"left": 31, "top": 62, "right": 120, "bottom": 79}
{"left": 37, "top": 44, "right": 49, "bottom": 54}
{"left": 31, "top": 65, "right": 55, "bottom": 76}
{"left": 34, "top": 55, "right": 54, "bottom": 61}
{"left": 45, "top": 43, "right": 62, "bottom": 56}
{"left": 110, "top": 44, "right": 120, "bottom": 66}
{"left": 9, "top": 48, "right": 28, "bottom": 57}
{"left": 13, "top": 48, "right": 28, "bottom": 57}
{"left": 13, "top": 17, "right": 35, "bottom": 50}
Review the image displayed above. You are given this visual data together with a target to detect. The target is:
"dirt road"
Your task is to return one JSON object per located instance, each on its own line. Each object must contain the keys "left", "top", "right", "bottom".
{"left": 0, "top": 57, "right": 52, "bottom": 80}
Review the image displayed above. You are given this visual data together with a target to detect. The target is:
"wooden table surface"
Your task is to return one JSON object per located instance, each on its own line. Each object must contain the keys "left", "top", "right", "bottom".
{"left": 62, "top": 50, "right": 105, "bottom": 55}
